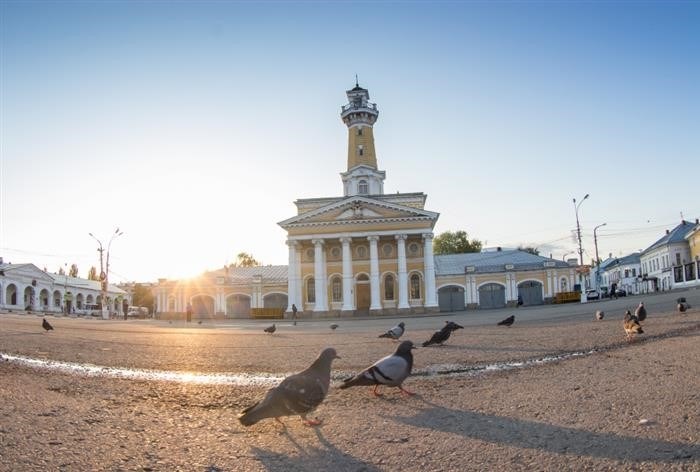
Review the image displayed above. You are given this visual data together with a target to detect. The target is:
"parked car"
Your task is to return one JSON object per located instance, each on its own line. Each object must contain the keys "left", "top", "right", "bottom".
{"left": 615, "top": 288, "right": 627, "bottom": 297}
{"left": 585, "top": 289, "right": 600, "bottom": 300}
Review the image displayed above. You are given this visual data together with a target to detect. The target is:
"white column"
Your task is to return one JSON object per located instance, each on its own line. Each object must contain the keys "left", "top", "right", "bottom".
{"left": 422, "top": 233, "right": 438, "bottom": 307}
{"left": 464, "top": 275, "right": 472, "bottom": 305}
{"left": 396, "top": 234, "right": 409, "bottom": 309}
{"left": 340, "top": 237, "right": 354, "bottom": 311}
{"left": 368, "top": 236, "right": 382, "bottom": 310}
{"left": 312, "top": 239, "right": 328, "bottom": 312}
{"left": 295, "top": 246, "right": 303, "bottom": 310}
{"left": 505, "top": 274, "right": 512, "bottom": 301}
{"left": 286, "top": 240, "right": 297, "bottom": 313}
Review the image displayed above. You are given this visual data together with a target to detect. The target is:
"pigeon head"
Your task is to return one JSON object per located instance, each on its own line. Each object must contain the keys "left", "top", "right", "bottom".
{"left": 395, "top": 340, "right": 416, "bottom": 354}
{"left": 319, "top": 347, "right": 341, "bottom": 361}
{"left": 398, "top": 322, "right": 405, "bottom": 328}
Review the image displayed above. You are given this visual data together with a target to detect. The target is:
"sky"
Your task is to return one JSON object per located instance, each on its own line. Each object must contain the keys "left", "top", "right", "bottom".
{"left": 1, "top": 1, "right": 698, "bottom": 283}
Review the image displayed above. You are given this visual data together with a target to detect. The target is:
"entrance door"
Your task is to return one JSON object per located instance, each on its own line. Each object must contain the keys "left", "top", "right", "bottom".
{"left": 517, "top": 281, "right": 543, "bottom": 306}
{"left": 438, "top": 286, "right": 466, "bottom": 312}
{"left": 356, "top": 283, "right": 370, "bottom": 315}
{"left": 478, "top": 283, "right": 506, "bottom": 309}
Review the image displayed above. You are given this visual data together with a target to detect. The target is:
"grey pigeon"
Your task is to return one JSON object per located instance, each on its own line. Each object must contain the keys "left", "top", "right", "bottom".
{"left": 238, "top": 347, "right": 340, "bottom": 426}
{"left": 595, "top": 310, "right": 604, "bottom": 321}
{"left": 423, "top": 321, "right": 464, "bottom": 347}
{"left": 330, "top": 324, "right": 339, "bottom": 331}
{"left": 497, "top": 315, "right": 515, "bottom": 327}
{"left": 264, "top": 323, "right": 276, "bottom": 334}
{"left": 340, "top": 340, "right": 416, "bottom": 396}
{"left": 42, "top": 318, "right": 54, "bottom": 332}
{"left": 623, "top": 309, "right": 635, "bottom": 323}
{"left": 635, "top": 302, "right": 647, "bottom": 322}
{"left": 378, "top": 321, "right": 405, "bottom": 340}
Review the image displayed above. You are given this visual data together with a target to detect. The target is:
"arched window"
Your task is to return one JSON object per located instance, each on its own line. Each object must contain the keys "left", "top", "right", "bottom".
{"left": 307, "top": 278, "right": 316, "bottom": 303}
{"left": 560, "top": 278, "right": 568, "bottom": 291}
{"left": 384, "top": 274, "right": 395, "bottom": 300}
{"left": 358, "top": 180, "right": 368, "bottom": 194}
{"left": 410, "top": 273, "right": 421, "bottom": 299}
{"left": 331, "top": 276, "right": 342, "bottom": 302}
{"left": 357, "top": 145, "right": 364, "bottom": 156}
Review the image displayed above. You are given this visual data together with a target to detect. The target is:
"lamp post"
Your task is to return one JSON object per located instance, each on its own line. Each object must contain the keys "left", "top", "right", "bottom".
{"left": 593, "top": 222, "right": 607, "bottom": 291}
{"left": 89, "top": 228, "right": 124, "bottom": 319}
{"left": 573, "top": 194, "right": 589, "bottom": 289}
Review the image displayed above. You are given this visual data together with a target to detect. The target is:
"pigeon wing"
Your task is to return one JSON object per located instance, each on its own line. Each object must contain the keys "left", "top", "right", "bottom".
{"left": 277, "top": 372, "right": 328, "bottom": 414}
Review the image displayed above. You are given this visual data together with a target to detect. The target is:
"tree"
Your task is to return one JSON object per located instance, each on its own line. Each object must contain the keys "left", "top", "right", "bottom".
{"left": 517, "top": 246, "right": 540, "bottom": 256}
{"left": 231, "top": 252, "right": 260, "bottom": 268}
{"left": 131, "top": 284, "right": 154, "bottom": 314}
{"left": 87, "top": 266, "right": 99, "bottom": 281}
{"left": 433, "top": 230, "right": 482, "bottom": 255}
{"left": 69, "top": 263, "right": 79, "bottom": 277}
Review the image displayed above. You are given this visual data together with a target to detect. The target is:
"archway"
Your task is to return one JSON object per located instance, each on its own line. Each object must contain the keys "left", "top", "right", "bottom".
{"left": 263, "top": 293, "right": 288, "bottom": 310}
{"left": 438, "top": 285, "right": 465, "bottom": 312}
{"left": 478, "top": 283, "right": 506, "bottom": 309}
{"left": 517, "top": 281, "right": 544, "bottom": 306}
{"left": 191, "top": 295, "right": 215, "bottom": 317}
{"left": 226, "top": 294, "right": 250, "bottom": 317}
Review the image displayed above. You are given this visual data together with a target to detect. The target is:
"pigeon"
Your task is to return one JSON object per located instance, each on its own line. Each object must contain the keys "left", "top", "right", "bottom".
{"left": 42, "top": 318, "right": 54, "bottom": 332}
{"left": 422, "top": 321, "right": 464, "bottom": 347}
{"left": 497, "top": 315, "right": 515, "bottom": 327}
{"left": 595, "top": 310, "right": 605, "bottom": 321}
{"left": 330, "top": 324, "right": 339, "bottom": 331}
{"left": 264, "top": 323, "right": 276, "bottom": 334}
{"left": 197, "top": 320, "right": 202, "bottom": 325}
{"left": 378, "top": 322, "right": 405, "bottom": 340}
{"left": 238, "top": 347, "right": 340, "bottom": 427}
{"left": 635, "top": 302, "right": 647, "bottom": 322}
{"left": 677, "top": 303, "right": 687, "bottom": 313}
{"left": 623, "top": 310, "right": 643, "bottom": 341}
{"left": 340, "top": 340, "right": 416, "bottom": 396}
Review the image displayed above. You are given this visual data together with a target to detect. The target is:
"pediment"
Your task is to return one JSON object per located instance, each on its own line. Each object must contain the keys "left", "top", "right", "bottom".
{"left": 279, "top": 196, "right": 438, "bottom": 228}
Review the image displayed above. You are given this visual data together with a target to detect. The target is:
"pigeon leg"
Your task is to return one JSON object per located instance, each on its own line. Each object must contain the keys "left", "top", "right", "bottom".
{"left": 372, "top": 385, "right": 383, "bottom": 397}
{"left": 399, "top": 385, "right": 415, "bottom": 396}
{"left": 301, "top": 416, "right": 322, "bottom": 427}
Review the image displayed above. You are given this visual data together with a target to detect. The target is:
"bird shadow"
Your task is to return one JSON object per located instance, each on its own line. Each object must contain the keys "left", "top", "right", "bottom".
{"left": 249, "top": 427, "right": 380, "bottom": 472}
{"left": 390, "top": 401, "right": 699, "bottom": 462}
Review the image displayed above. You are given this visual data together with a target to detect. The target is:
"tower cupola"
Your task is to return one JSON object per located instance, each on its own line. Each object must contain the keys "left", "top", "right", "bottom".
{"left": 340, "top": 80, "right": 385, "bottom": 196}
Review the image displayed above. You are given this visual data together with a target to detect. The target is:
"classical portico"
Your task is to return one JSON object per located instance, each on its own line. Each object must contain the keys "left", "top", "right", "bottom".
{"left": 279, "top": 82, "right": 439, "bottom": 317}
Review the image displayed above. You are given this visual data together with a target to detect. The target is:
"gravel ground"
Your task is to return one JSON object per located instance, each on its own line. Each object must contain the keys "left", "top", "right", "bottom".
{"left": 1, "top": 304, "right": 699, "bottom": 471}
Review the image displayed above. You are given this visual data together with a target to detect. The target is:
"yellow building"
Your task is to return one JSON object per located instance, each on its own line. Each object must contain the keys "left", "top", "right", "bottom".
{"left": 153, "top": 82, "right": 578, "bottom": 319}
{"left": 278, "top": 82, "right": 440, "bottom": 317}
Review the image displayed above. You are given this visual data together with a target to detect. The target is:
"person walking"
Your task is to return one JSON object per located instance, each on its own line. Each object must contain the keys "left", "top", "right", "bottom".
{"left": 186, "top": 303, "right": 193, "bottom": 323}
{"left": 292, "top": 303, "right": 298, "bottom": 326}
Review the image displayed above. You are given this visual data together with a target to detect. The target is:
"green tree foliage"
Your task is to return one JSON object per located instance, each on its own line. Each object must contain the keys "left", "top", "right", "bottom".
{"left": 232, "top": 252, "right": 260, "bottom": 268}
{"left": 131, "top": 284, "right": 154, "bottom": 314}
{"left": 87, "top": 266, "right": 99, "bottom": 281}
{"left": 433, "top": 230, "right": 482, "bottom": 255}
{"left": 517, "top": 246, "right": 540, "bottom": 255}
{"left": 69, "top": 263, "right": 79, "bottom": 277}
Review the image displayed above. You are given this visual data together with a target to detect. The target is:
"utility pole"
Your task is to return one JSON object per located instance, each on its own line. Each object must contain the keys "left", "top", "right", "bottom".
{"left": 593, "top": 223, "right": 607, "bottom": 291}
{"left": 573, "top": 194, "right": 589, "bottom": 289}
{"left": 90, "top": 228, "right": 123, "bottom": 319}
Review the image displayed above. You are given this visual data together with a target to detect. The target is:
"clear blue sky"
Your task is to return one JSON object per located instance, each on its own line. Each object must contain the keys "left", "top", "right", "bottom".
{"left": 1, "top": 1, "right": 698, "bottom": 282}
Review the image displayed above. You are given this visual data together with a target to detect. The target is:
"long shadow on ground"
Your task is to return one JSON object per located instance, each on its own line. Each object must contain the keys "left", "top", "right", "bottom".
{"left": 392, "top": 404, "right": 698, "bottom": 463}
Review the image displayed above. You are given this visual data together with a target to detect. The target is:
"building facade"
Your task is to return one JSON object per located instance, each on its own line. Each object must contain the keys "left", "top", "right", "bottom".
{"left": 640, "top": 220, "right": 695, "bottom": 292}
{"left": 0, "top": 261, "right": 128, "bottom": 316}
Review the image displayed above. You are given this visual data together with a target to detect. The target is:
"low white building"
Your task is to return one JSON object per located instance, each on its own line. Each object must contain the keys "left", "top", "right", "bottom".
{"left": 597, "top": 253, "right": 642, "bottom": 295}
{"left": 639, "top": 220, "right": 695, "bottom": 292}
{"left": 0, "top": 261, "right": 128, "bottom": 316}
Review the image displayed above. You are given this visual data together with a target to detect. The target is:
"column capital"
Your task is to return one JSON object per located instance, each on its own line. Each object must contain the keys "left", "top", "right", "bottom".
{"left": 311, "top": 238, "right": 325, "bottom": 246}
{"left": 339, "top": 237, "right": 353, "bottom": 244}
{"left": 367, "top": 235, "right": 380, "bottom": 242}
{"left": 394, "top": 234, "right": 407, "bottom": 241}
{"left": 422, "top": 232, "right": 434, "bottom": 240}
{"left": 286, "top": 240, "right": 299, "bottom": 247}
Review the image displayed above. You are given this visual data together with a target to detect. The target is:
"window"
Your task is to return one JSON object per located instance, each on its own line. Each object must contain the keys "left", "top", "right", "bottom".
{"left": 358, "top": 180, "right": 368, "bottom": 194}
{"left": 357, "top": 127, "right": 363, "bottom": 136}
{"left": 382, "top": 243, "right": 393, "bottom": 257}
{"left": 357, "top": 145, "right": 364, "bottom": 156}
{"left": 685, "top": 263, "right": 696, "bottom": 281}
{"left": 408, "top": 242, "right": 419, "bottom": 255}
{"left": 560, "top": 278, "right": 568, "bottom": 291}
{"left": 384, "top": 274, "right": 395, "bottom": 300}
{"left": 624, "top": 269, "right": 629, "bottom": 278}
{"left": 306, "top": 248, "right": 314, "bottom": 261}
{"left": 356, "top": 246, "right": 367, "bottom": 258}
{"left": 307, "top": 278, "right": 315, "bottom": 303}
{"left": 331, "top": 276, "right": 342, "bottom": 302}
{"left": 410, "top": 273, "right": 421, "bottom": 299}
{"left": 632, "top": 268, "right": 636, "bottom": 277}
{"left": 330, "top": 247, "right": 341, "bottom": 259}
{"left": 676, "top": 253, "right": 681, "bottom": 266}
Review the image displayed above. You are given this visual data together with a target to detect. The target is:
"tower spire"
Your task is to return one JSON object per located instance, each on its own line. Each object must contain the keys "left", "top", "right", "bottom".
{"left": 340, "top": 83, "right": 385, "bottom": 196}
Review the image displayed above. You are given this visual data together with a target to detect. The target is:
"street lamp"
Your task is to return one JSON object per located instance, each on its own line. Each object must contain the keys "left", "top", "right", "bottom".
{"left": 89, "top": 228, "right": 124, "bottom": 319}
{"left": 593, "top": 222, "right": 607, "bottom": 291}
{"left": 573, "top": 194, "right": 589, "bottom": 291}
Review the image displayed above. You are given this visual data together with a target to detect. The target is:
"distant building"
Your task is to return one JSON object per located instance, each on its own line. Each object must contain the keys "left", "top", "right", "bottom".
{"left": 0, "top": 260, "right": 127, "bottom": 316}
{"left": 639, "top": 220, "right": 696, "bottom": 292}
{"left": 597, "top": 253, "right": 642, "bottom": 295}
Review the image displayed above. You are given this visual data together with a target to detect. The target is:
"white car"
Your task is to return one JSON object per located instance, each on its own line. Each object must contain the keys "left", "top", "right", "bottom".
{"left": 585, "top": 289, "right": 600, "bottom": 300}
